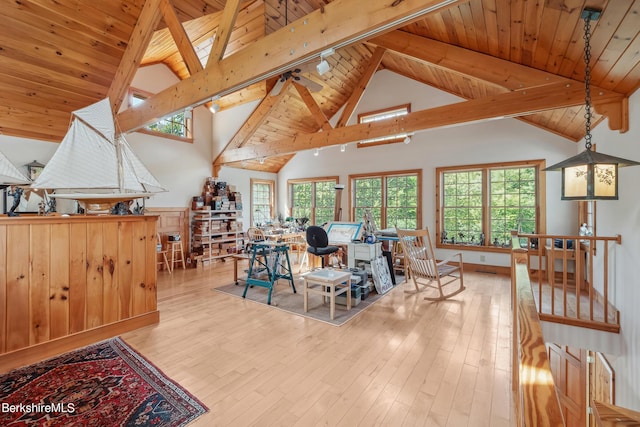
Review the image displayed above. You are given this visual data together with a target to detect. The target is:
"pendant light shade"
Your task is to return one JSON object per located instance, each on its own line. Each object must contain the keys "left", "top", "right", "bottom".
{"left": 545, "top": 8, "right": 639, "bottom": 201}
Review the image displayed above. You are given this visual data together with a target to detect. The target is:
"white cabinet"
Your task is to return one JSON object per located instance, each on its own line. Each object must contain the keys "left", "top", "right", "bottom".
{"left": 347, "top": 242, "right": 382, "bottom": 269}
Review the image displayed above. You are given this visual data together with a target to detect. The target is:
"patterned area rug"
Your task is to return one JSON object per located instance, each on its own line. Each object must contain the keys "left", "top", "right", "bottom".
{"left": 0, "top": 337, "right": 207, "bottom": 427}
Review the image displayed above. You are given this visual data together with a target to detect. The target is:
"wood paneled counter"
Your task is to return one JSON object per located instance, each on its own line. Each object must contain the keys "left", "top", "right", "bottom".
{"left": 0, "top": 214, "right": 159, "bottom": 371}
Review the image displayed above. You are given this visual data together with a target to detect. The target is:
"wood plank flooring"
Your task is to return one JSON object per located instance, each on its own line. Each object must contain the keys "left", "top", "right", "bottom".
{"left": 122, "top": 261, "right": 516, "bottom": 426}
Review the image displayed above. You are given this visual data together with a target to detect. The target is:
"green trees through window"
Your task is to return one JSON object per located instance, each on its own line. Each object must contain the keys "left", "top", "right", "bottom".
{"left": 289, "top": 178, "right": 337, "bottom": 225}
{"left": 438, "top": 160, "right": 544, "bottom": 249}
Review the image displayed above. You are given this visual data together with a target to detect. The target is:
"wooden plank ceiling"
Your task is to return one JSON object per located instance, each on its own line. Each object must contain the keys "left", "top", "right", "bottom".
{"left": 0, "top": 0, "right": 638, "bottom": 173}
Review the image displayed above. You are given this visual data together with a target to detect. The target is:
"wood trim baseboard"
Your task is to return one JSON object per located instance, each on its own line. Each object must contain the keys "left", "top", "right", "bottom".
{"left": 0, "top": 311, "right": 159, "bottom": 373}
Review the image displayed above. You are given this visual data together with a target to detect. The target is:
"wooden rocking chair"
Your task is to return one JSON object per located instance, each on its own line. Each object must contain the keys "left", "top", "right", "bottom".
{"left": 396, "top": 227, "right": 465, "bottom": 301}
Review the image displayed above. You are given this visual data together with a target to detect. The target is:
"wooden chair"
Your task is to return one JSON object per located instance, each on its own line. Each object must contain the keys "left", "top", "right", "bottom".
{"left": 156, "top": 233, "right": 171, "bottom": 273}
{"left": 396, "top": 227, "right": 465, "bottom": 301}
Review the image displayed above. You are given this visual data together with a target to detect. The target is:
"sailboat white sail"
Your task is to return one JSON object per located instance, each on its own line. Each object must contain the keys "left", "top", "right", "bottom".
{"left": 0, "top": 151, "right": 30, "bottom": 184}
{"left": 33, "top": 98, "right": 165, "bottom": 211}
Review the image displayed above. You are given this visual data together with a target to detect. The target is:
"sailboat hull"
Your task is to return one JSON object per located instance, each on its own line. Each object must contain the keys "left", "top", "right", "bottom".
{"left": 52, "top": 192, "right": 150, "bottom": 214}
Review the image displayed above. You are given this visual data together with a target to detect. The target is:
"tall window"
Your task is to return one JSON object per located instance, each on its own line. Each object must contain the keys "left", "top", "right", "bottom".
{"left": 129, "top": 88, "right": 192, "bottom": 141}
{"left": 437, "top": 160, "right": 545, "bottom": 250}
{"left": 350, "top": 170, "right": 421, "bottom": 229}
{"left": 357, "top": 104, "right": 411, "bottom": 147}
{"left": 251, "top": 179, "right": 274, "bottom": 226}
{"left": 289, "top": 177, "right": 337, "bottom": 225}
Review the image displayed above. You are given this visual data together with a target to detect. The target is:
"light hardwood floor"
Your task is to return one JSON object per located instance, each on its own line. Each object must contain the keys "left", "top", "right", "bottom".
{"left": 122, "top": 261, "right": 516, "bottom": 426}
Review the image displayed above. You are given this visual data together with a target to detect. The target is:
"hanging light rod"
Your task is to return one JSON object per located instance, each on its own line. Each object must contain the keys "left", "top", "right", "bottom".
{"left": 545, "top": 7, "right": 639, "bottom": 200}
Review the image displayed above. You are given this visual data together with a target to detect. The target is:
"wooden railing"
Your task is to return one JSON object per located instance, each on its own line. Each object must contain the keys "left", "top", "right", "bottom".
{"left": 515, "top": 232, "right": 621, "bottom": 333}
{"left": 511, "top": 235, "right": 565, "bottom": 426}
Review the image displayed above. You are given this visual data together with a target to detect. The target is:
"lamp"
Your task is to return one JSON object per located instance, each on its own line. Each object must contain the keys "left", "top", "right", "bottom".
{"left": 26, "top": 160, "right": 45, "bottom": 181}
{"left": 545, "top": 8, "right": 639, "bottom": 200}
{"left": 314, "top": 148, "right": 320, "bottom": 156}
{"left": 184, "top": 107, "right": 192, "bottom": 120}
{"left": 403, "top": 135, "right": 411, "bottom": 145}
{"left": 340, "top": 144, "right": 346, "bottom": 152}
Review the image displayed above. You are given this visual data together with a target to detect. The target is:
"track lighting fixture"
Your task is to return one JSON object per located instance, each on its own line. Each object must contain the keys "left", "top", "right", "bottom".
{"left": 184, "top": 107, "right": 192, "bottom": 120}
{"left": 340, "top": 144, "right": 346, "bottom": 152}
{"left": 314, "top": 148, "right": 320, "bottom": 156}
{"left": 316, "top": 48, "right": 335, "bottom": 76}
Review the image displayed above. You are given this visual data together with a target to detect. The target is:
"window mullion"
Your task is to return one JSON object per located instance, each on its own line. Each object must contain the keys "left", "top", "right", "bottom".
{"left": 483, "top": 168, "right": 490, "bottom": 247}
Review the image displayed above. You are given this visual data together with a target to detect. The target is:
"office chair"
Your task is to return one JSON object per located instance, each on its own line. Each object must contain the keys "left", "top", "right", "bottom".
{"left": 306, "top": 225, "right": 339, "bottom": 268}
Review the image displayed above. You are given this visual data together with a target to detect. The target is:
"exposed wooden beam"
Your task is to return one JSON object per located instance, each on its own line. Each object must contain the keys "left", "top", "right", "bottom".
{"left": 223, "top": 78, "right": 293, "bottom": 151}
{"left": 107, "top": 0, "right": 163, "bottom": 113}
{"left": 159, "top": 0, "right": 203, "bottom": 75}
{"left": 117, "top": 0, "right": 464, "bottom": 132}
{"left": 369, "top": 30, "right": 566, "bottom": 91}
{"left": 335, "top": 46, "right": 386, "bottom": 128}
{"left": 370, "top": 29, "right": 628, "bottom": 132}
{"left": 206, "top": 0, "right": 243, "bottom": 67}
{"left": 293, "top": 82, "right": 332, "bottom": 131}
{"left": 216, "top": 81, "right": 625, "bottom": 164}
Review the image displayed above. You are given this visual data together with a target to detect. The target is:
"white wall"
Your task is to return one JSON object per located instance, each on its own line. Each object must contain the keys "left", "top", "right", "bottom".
{"left": 278, "top": 70, "right": 579, "bottom": 267}
{"left": 590, "top": 90, "right": 640, "bottom": 410}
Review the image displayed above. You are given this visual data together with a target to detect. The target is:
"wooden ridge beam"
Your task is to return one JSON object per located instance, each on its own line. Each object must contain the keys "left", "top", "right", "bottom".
{"left": 293, "top": 82, "right": 332, "bottom": 131}
{"left": 206, "top": 0, "right": 243, "bottom": 67}
{"left": 216, "top": 81, "right": 625, "bottom": 164}
{"left": 107, "top": 0, "right": 163, "bottom": 113}
{"left": 335, "top": 46, "right": 386, "bottom": 128}
{"left": 117, "top": 0, "right": 463, "bottom": 132}
{"left": 159, "top": 0, "right": 203, "bottom": 75}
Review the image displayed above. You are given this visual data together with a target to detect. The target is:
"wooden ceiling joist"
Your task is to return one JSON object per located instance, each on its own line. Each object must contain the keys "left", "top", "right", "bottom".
{"left": 293, "top": 83, "right": 332, "bottom": 131}
{"left": 206, "top": 0, "right": 243, "bottom": 66}
{"left": 107, "top": 0, "right": 163, "bottom": 113}
{"left": 159, "top": 0, "right": 204, "bottom": 75}
{"left": 216, "top": 80, "right": 624, "bottom": 164}
{"left": 223, "top": 78, "right": 293, "bottom": 151}
{"left": 370, "top": 29, "right": 629, "bottom": 132}
{"left": 335, "top": 46, "right": 386, "bottom": 128}
{"left": 117, "top": 0, "right": 464, "bottom": 132}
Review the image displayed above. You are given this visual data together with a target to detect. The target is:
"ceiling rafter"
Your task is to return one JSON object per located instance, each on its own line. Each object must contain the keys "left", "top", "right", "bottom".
{"left": 293, "top": 82, "right": 332, "bottom": 131}
{"left": 215, "top": 80, "right": 624, "bottom": 164}
{"left": 116, "top": 0, "right": 465, "bottom": 133}
{"left": 107, "top": 0, "right": 163, "bottom": 113}
{"left": 335, "top": 46, "right": 386, "bottom": 128}
{"left": 370, "top": 29, "right": 628, "bottom": 132}
{"left": 220, "top": 78, "right": 293, "bottom": 152}
{"left": 159, "top": 0, "right": 203, "bottom": 75}
{"left": 206, "top": 0, "right": 243, "bottom": 66}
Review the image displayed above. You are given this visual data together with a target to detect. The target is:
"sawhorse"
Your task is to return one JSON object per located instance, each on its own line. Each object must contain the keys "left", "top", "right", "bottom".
{"left": 242, "top": 242, "right": 296, "bottom": 305}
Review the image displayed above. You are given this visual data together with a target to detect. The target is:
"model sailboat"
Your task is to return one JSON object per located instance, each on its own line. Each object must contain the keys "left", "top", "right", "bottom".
{"left": 0, "top": 151, "right": 30, "bottom": 184}
{"left": 33, "top": 98, "right": 165, "bottom": 213}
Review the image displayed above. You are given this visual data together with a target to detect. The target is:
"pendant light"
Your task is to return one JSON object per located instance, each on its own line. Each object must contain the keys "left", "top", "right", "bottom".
{"left": 545, "top": 8, "right": 639, "bottom": 200}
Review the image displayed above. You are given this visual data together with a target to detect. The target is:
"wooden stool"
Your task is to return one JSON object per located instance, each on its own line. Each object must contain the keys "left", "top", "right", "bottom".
{"left": 169, "top": 240, "right": 186, "bottom": 270}
{"left": 156, "top": 233, "right": 171, "bottom": 273}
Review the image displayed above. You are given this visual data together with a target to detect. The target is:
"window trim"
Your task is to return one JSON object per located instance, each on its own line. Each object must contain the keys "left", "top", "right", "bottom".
{"left": 128, "top": 88, "right": 193, "bottom": 142}
{"left": 287, "top": 176, "right": 339, "bottom": 225}
{"left": 250, "top": 178, "right": 275, "bottom": 226}
{"left": 356, "top": 104, "right": 411, "bottom": 148}
{"left": 435, "top": 159, "right": 546, "bottom": 252}
{"left": 349, "top": 168, "right": 422, "bottom": 229}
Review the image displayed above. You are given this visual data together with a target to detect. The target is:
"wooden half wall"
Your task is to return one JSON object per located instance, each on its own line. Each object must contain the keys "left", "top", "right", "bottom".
{"left": 0, "top": 214, "right": 159, "bottom": 372}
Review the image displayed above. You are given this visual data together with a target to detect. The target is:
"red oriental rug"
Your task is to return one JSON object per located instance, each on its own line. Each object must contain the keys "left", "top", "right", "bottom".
{"left": 0, "top": 337, "right": 207, "bottom": 426}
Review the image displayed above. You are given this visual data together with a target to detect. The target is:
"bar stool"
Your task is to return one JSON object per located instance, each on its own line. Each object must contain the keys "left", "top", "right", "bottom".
{"left": 156, "top": 233, "right": 171, "bottom": 273}
{"left": 169, "top": 237, "right": 186, "bottom": 270}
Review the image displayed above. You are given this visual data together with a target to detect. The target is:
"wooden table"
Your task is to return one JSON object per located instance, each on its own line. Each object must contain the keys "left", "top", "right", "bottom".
{"left": 231, "top": 253, "right": 250, "bottom": 285}
{"left": 302, "top": 269, "right": 351, "bottom": 320}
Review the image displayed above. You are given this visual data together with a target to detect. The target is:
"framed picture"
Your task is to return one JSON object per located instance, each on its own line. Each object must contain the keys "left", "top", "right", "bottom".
{"left": 326, "top": 221, "right": 363, "bottom": 244}
{"left": 371, "top": 255, "right": 393, "bottom": 295}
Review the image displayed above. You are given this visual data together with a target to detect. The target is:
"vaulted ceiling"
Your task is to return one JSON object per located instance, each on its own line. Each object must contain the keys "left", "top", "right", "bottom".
{"left": 0, "top": 0, "right": 638, "bottom": 174}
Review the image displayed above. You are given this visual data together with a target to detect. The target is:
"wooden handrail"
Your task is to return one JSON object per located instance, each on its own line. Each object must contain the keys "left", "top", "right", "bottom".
{"left": 514, "top": 232, "right": 621, "bottom": 333}
{"left": 511, "top": 233, "right": 565, "bottom": 426}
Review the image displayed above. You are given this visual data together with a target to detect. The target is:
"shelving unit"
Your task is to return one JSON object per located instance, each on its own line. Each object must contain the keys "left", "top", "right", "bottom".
{"left": 190, "top": 178, "right": 244, "bottom": 264}
{"left": 192, "top": 209, "right": 244, "bottom": 262}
